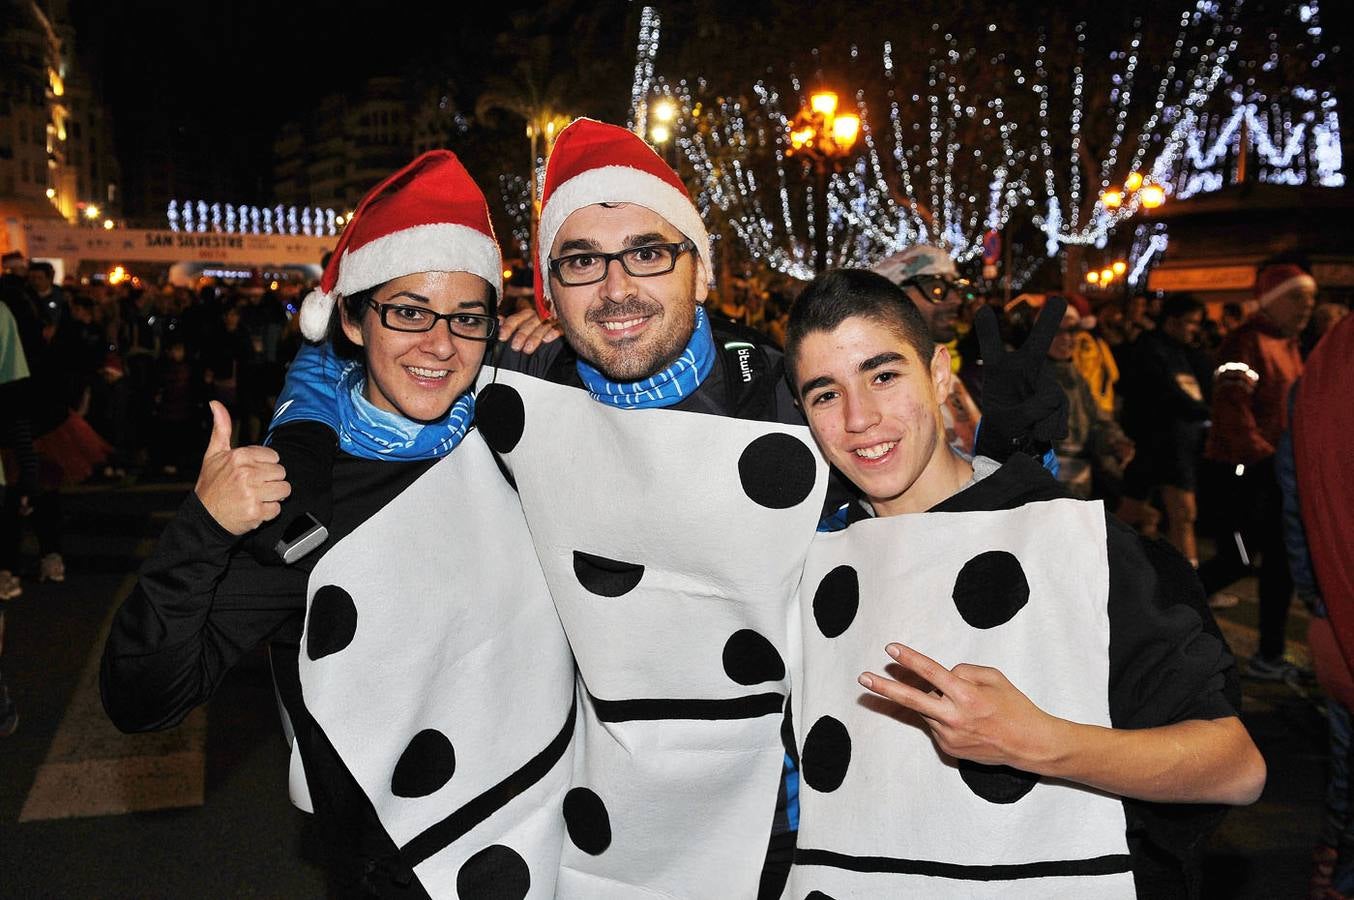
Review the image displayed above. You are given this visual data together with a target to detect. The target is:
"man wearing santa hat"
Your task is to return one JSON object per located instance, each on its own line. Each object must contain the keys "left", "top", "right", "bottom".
{"left": 1201, "top": 260, "right": 1317, "bottom": 681}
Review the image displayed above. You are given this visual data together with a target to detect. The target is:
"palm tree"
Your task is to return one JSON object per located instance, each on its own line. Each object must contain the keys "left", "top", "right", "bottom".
{"left": 475, "top": 34, "right": 573, "bottom": 257}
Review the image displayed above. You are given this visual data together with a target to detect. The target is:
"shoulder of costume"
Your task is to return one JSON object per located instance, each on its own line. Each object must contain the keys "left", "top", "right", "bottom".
{"left": 491, "top": 337, "right": 578, "bottom": 386}
{"left": 706, "top": 314, "right": 785, "bottom": 358}
{"left": 930, "top": 452, "right": 1069, "bottom": 513}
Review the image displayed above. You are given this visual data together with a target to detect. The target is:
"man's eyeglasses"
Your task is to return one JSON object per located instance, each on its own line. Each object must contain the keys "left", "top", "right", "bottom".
{"left": 899, "top": 275, "right": 976, "bottom": 304}
{"left": 549, "top": 240, "right": 696, "bottom": 287}
{"left": 365, "top": 300, "right": 498, "bottom": 341}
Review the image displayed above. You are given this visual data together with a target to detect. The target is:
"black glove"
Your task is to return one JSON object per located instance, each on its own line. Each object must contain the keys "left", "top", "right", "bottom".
{"left": 972, "top": 296, "right": 1069, "bottom": 462}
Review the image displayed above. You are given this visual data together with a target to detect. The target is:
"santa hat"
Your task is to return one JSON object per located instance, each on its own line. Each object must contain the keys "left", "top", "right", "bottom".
{"left": 870, "top": 244, "right": 959, "bottom": 284}
{"left": 1254, "top": 263, "right": 1316, "bottom": 309}
{"left": 298, "top": 150, "right": 501, "bottom": 342}
{"left": 1064, "top": 293, "right": 1096, "bottom": 329}
{"left": 534, "top": 118, "right": 711, "bottom": 318}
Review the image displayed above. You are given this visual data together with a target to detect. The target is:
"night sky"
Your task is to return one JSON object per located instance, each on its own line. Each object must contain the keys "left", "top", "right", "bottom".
{"left": 67, "top": 0, "right": 545, "bottom": 215}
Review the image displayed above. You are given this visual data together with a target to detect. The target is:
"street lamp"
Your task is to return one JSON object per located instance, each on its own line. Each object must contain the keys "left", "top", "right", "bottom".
{"left": 648, "top": 98, "right": 678, "bottom": 163}
{"left": 785, "top": 89, "right": 861, "bottom": 272}
{"left": 1100, "top": 177, "right": 1166, "bottom": 214}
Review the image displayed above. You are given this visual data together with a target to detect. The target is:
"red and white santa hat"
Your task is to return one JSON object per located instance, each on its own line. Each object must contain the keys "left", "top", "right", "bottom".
{"left": 534, "top": 117, "right": 712, "bottom": 318}
{"left": 299, "top": 150, "right": 501, "bottom": 341}
{"left": 1254, "top": 263, "right": 1317, "bottom": 309}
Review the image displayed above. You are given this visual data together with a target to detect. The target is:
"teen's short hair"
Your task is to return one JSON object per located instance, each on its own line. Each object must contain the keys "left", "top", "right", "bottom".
{"left": 784, "top": 268, "right": 934, "bottom": 394}
{"left": 29, "top": 261, "right": 55, "bottom": 279}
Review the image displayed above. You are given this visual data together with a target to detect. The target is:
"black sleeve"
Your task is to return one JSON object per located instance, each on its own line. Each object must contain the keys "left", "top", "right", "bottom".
{"left": 100, "top": 492, "right": 307, "bottom": 733}
{"left": 244, "top": 420, "right": 338, "bottom": 565}
{"left": 1105, "top": 516, "right": 1241, "bottom": 898}
{"left": 1130, "top": 340, "right": 1210, "bottom": 423}
{"left": 490, "top": 336, "right": 569, "bottom": 381}
{"left": 1107, "top": 517, "right": 1239, "bottom": 728}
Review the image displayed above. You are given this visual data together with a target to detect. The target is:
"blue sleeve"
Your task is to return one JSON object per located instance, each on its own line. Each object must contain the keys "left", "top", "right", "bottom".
{"left": 267, "top": 341, "right": 347, "bottom": 439}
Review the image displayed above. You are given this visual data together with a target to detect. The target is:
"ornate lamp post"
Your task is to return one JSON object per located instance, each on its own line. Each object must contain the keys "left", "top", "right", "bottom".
{"left": 785, "top": 90, "right": 860, "bottom": 272}
{"left": 1099, "top": 172, "right": 1167, "bottom": 213}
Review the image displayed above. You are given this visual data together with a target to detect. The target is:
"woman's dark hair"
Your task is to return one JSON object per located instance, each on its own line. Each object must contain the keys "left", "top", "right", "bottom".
{"left": 784, "top": 268, "right": 934, "bottom": 394}
{"left": 327, "top": 286, "right": 377, "bottom": 360}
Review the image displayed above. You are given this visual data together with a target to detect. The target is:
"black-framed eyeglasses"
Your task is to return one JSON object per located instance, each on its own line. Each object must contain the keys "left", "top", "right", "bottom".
{"left": 365, "top": 300, "right": 498, "bottom": 341}
{"left": 549, "top": 240, "right": 696, "bottom": 287}
{"left": 900, "top": 275, "right": 976, "bottom": 304}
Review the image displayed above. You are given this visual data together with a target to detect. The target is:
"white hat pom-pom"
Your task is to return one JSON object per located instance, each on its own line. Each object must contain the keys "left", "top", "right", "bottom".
{"left": 299, "top": 288, "right": 336, "bottom": 342}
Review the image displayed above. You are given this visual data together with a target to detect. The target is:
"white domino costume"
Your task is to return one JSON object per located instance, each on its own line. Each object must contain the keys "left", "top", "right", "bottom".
{"left": 789, "top": 453, "right": 1240, "bottom": 898}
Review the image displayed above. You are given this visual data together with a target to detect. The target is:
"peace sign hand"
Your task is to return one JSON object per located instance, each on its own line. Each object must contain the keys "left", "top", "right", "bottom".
{"left": 859, "top": 642, "right": 1065, "bottom": 772}
{"left": 972, "top": 296, "right": 1069, "bottom": 461}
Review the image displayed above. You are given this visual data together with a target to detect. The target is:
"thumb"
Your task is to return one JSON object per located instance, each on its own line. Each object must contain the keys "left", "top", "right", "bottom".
{"left": 205, "top": 400, "right": 234, "bottom": 456}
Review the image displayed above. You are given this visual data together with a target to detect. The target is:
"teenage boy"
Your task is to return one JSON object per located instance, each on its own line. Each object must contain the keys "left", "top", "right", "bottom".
{"left": 782, "top": 269, "right": 1264, "bottom": 898}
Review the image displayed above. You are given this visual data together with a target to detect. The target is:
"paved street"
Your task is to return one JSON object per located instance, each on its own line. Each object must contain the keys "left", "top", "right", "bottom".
{"left": 0, "top": 480, "right": 1328, "bottom": 898}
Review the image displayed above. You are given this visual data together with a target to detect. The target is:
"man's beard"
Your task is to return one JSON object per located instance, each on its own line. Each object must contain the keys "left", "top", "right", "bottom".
{"left": 565, "top": 296, "right": 697, "bottom": 382}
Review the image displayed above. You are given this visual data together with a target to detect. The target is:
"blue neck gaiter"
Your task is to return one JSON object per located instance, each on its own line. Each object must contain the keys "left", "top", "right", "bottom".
{"left": 575, "top": 305, "right": 716, "bottom": 409}
{"left": 333, "top": 359, "right": 475, "bottom": 460}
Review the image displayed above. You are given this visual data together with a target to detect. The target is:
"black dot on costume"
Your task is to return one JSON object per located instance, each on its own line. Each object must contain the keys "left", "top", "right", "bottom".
{"left": 737, "top": 433, "right": 817, "bottom": 509}
{"left": 563, "top": 787, "right": 612, "bottom": 856}
{"left": 722, "top": 630, "right": 786, "bottom": 685}
{"left": 456, "top": 845, "right": 530, "bottom": 900}
{"left": 805, "top": 893, "right": 840, "bottom": 900}
{"left": 390, "top": 729, "right": 456, "bottom": 798}
{"left": 813, "top": 565, "right": 860, "bottom": 639}
{"left": 306, "top": 585, "right": 357, "bottom": 661}
{"left": 951, "top": 550, "right": 1030, "bottom": 630}
{"left": 475, "top": 383, "right": 526, "bottom": 454}
{"left": 957, "top": 760, "right": 1039, "bottom": 804}
{"left": 801, "top": 716, "right": 852, "bottom": 793}
{"left": 572, "top": 551, "right": 645, "bottom": 597}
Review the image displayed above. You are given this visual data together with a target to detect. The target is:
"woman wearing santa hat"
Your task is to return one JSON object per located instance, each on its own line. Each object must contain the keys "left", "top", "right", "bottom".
{"left": 100, "top": 151, "right": 576, "bottom": 898}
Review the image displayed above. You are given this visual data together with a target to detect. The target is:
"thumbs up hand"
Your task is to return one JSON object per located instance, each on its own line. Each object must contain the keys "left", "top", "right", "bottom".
{"left": 195, "top": 401, "right": 293, "bottom": 536}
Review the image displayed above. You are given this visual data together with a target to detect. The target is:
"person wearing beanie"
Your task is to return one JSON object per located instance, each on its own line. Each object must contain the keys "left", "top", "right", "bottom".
{"left": 1200, "top": 261, "right": 1316, "bottom": 681}
{"left": 101, "top": 151, "right": 576, "bottom": 896}
{"left": 870, "top": 245, "right": 982, "bottom": 455}
{"left": 870, "top": 246, "right": 1067, "bottom": 466}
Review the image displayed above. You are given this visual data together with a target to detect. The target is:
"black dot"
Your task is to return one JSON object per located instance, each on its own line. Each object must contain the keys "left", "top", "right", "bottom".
{"left": 951, "top": 550, "right": 1030, "bottom": 629}
{"left": 957, "top": 760, "right": 1039, "bottom": 804}
{"left": 801, "top": 716, "right": 852, "bottom": 793}
{"left": 805, "top": 893, "right": 840, "bottom": 900}
{"left": 456, "top": 845, "right": 530, "bottom": 900}
{"left": 738, "top": 433, "right": 817, "bottom": 509}
{"left": 572, "top": 551, "right": 645, "bottom": 597}
{"left": 390, "top": 730, "right": 456, "bottom": 798}
{"left": 722, "top": 630, "right": 786, "bottom": 685}
{"left": 306, "top": 585, "right": 357, "bottom": 660}
{"left": 475, "top": 383, "right": 525, "bottom": 454}
{"left": 563, "top": 787, "right": 612, "bottom": 855}
{"left": 813, "top": 565, "right": 859, "bottom": 639}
